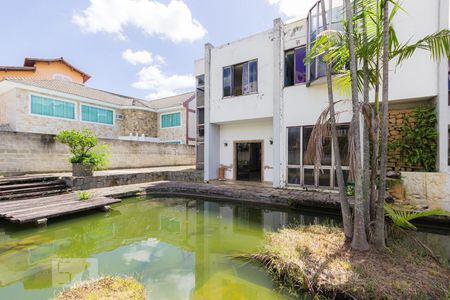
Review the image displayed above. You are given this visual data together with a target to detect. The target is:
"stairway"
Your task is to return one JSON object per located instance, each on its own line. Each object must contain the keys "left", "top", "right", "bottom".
{"left": 0, "top": 176, "right": 69, "bottom": 201}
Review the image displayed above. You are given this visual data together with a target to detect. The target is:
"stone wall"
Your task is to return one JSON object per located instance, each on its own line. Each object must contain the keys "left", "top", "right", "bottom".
{"left": 401, "top": 172, "right": 450, "bottom": 211}
{"left": 65, "top": 169, "right": 203, "bottom": 190}
{"left": 0, "top": 131, "right": 195, "bottom": 175}
{"left": 388, "top": 109, "right": 419, "bottom": 171}
{"left": 119, "top": 109, "right": 158, "bottom": 137}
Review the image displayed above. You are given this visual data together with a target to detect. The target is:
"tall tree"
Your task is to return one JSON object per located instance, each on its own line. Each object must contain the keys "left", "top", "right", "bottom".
{"left": 319, "top": 0, "right": 353, "bottom": 241}
{"left": 374, "top": 0, "right": 389, "bottom": 249}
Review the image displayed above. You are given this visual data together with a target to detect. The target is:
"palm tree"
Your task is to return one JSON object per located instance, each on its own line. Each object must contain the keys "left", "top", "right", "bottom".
{"left": 319, "top": 0, "right": 353, "bottom": 241}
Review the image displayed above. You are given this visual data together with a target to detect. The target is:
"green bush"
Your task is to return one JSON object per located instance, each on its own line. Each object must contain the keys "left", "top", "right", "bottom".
{"left": 390, "top": 105, "right": 437, "bottom": 172}
{"left": 55, "top": 129, "right": 110, "bottom": 170}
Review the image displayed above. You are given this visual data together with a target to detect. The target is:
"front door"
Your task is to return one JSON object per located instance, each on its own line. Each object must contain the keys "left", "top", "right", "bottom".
{"left": 236, "top": 142, "right": 262, "bottom": 182}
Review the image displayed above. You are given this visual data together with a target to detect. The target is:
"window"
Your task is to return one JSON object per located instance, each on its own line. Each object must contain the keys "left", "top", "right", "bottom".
{"left": 81, "top": 105, "right": 114, "bottom": 125}
{"left": 53, "top": 74, "right": 73, "bottom": 82}
{"left": 161, "top": 112, "right": 181, "bottom": 128}
{"left": 165, "top": 140, "right": 181, "bottom": 145}
{"left": 285, "top": 47, "right": 307, "bottom": 87}
{"left": 30, "top": 95, "right": 75, "bottom": 120}
{"left": 287, "top": 124, "right": 349, "bottom": 188}
{"left": 223, "top": 60, "right": 258, "bottom": 97}
{"left": 307, "top": 0, "right": 344, "bottom": 82}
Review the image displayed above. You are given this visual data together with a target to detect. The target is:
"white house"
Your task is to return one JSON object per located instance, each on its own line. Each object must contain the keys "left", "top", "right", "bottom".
{"left": 195, "top": 0, "right": 449, "bottom": 191}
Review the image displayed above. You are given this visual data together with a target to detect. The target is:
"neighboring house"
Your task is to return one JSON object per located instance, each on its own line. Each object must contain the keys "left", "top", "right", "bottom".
{"left": 144, "top": 92, "right": 197, "bottom": 145}
{"left": 0, "top": 58, "right": 196, "bottom": 144}
{"left": 196, "top": 0, "right": 449, "bottom": 188}
{"left": 0, "top": 57, "right": 90, "bottom": 84}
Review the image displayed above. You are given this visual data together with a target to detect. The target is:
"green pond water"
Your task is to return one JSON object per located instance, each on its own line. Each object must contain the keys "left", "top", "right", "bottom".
{"left": 0, "top": 196, "right": 448, "bottom": 300}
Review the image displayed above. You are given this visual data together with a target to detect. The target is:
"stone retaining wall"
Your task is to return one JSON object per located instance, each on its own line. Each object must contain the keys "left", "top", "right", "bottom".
{"left": 0, "top": 131, "right": 195, "bottom": 175}
{"left": 65, "top": 170, "right": 203, "bottom": 190}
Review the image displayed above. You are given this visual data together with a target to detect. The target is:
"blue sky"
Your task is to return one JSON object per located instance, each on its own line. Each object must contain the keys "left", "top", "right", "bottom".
{"left": 0, "top": 0, "right": 317, "bottom": 100}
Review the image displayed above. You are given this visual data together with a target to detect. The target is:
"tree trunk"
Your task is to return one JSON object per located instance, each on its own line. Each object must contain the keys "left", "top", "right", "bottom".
{"left": 345, "top": 0, "right": 370, "bottom": 251}
{"left": 375, "top": 0, "right": 389, "bottom": 249}
{"left": 320, "top": 0, "right": 353, "bottom": 241}
{"left": 361, "top": 0, "right": 371, "bottom": 233}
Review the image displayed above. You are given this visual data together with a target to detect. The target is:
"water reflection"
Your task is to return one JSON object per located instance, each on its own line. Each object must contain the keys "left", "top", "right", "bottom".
{"left": 0, "top": 197, "right": 447, "bottom": 300}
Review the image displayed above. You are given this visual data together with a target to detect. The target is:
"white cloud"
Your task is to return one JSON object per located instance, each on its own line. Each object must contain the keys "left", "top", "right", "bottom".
{"left": 73, "top": 0, "right": 207, "bottom": 43}
{"left": 122, "top": 49, "right": 154, "bottom": 65}
{"left": 268, "top": 0, "right": 317, "bottom": 18}
{"left": 131, "top": 58, "right": 194, "bottom": 100}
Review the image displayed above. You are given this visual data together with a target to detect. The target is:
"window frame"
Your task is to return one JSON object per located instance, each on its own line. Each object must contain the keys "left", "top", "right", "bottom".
{"left": 284, "top": 46, "right": 308, "bottom": 88}
{"left": 286, "top": 125, "right": 350, "bottom": 189}
{"left": 222, "top": 59, "right": 258, "bottom": 98}
{"left": 29, "top": 93, "right": 77, "bottom": 121}
{"left": 80, "top": 104, "right": 115, "bottom": 126}
{"left": 160, "top": 111, "right": 182, "bottom": 129}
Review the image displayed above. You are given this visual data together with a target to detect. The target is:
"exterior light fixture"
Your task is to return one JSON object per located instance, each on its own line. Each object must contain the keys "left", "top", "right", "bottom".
{"left": 224, "top": 140, "right": 228, "bottom": 147}
{"left": 269, "top": 138, "right": 273, "bottom": 145}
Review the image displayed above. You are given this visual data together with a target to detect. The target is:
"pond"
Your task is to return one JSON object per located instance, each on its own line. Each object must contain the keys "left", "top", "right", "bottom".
{"left": 0, "top": 196, "right": 448, "bottom": 300}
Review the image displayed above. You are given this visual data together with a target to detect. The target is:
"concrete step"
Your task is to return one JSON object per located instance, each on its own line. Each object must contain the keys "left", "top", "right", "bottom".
{"left": 0, "top": 184, "right": 68, "bottom": 196}
{"left": 0, "top": 189, "right": 68, "bottom": 201}
{"left": 0, "top": 180, "right": 66, "bottom": 191}
{"left": 0, "top": 176, "right": 60, "bottom": 186}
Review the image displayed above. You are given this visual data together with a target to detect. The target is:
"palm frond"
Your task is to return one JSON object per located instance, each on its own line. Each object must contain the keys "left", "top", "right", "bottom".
{"left": 384, "top": 203, "right": 450, "bottom": 230}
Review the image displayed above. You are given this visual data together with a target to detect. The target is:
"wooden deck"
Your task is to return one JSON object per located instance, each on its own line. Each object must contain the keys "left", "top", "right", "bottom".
{"left": 0, "top": 193, "right": 121, "bottom": 225}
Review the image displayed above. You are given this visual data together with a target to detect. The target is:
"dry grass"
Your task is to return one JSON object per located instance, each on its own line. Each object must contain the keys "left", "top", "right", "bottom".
{"left": 251, "top": 226, "right": 450, "bottom": 300}
{"left": 55, "top": 276, "right": 146, "bottom": 300}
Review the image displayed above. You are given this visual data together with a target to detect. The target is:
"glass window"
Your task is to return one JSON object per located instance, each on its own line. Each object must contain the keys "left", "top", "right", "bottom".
{"left": 81, "top": 105, "right": 113, "bottom": 125}
{"left": 161, "top": 112, "right": 181, "bottom": 128}
{"left": 288, "top": 127, "right": 301, "bottom": 165}
{"left": 30, "top": 95, "right": 75, "bottom": 120}
{"left": 223, "top": 67, "right": 232, "bottom": 97}
{"left": 294, "top": 47, "right": 307, "bottom": 84}
{"left": 223, "top": 60, "right": 258, "bottom": 97}
{"left": 337, "top": 125, "right": 349, "bottom": 166}
{"left": 303, "top": 127, "right": 313, "bottom": 165}
{"left": 233, "top": 63, "right": 244, "bottom": 96}
{"left": 304, "top": 169, "right": 315, "bottom": 186}
{"left": 197, "top": 108, "right": 204, "bottom": 125}
{"left": 197, "top": 143, "right": 204, "bottom": 163}
{"left": 196, "top": 89, "right": 204, "bottom": 107}
{"left": 197, "top": 75, "right": 205, "bottom": 87}
{"left": 166, "top": 140, "right": 181, "bottom": 145}
{"left": 285, "top": 50, "right": 295, "bottom": 87}
{"left": 322, "top": 135, "right": 332, "bottom": 166}
{"left": 318, "top": 169, "right": 331, "bottom": 187}
{"left": 288, "top": 168, "right": 301, "bottom": 185}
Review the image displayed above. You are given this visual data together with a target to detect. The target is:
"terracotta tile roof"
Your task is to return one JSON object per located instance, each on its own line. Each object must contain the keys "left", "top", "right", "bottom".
{"left": 23, "top": 57, "right": 91, "bottom": 83}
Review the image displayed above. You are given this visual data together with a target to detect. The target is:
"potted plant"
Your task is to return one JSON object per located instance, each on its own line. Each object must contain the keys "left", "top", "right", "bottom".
{"left": 55, "top": 129, "right": 110, "bottom": 177}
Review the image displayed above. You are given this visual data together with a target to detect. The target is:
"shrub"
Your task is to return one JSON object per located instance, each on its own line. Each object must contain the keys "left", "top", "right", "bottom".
{"left": 76, "top": 191, "right": 91, "bottom": 201}
{"left": 55, "top": 129, "right": 110, "bottom": 170}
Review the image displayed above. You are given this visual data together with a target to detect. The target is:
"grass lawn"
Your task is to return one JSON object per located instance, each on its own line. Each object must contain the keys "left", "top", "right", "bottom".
{"left": 250, "top": 225, "right": 449, "bottom": 299}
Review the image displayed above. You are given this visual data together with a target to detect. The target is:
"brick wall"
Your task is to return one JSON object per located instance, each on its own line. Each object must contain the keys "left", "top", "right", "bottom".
{"left": 0, "top": 131, "right": 195, "bottom": 175}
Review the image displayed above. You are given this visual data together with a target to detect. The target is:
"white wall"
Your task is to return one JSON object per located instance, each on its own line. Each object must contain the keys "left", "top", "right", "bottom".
{"left": 219, "top": 119, "right": 274, "bottom": 182}
{"left": 209, "top": 31, "right": 274, "bottom": 124}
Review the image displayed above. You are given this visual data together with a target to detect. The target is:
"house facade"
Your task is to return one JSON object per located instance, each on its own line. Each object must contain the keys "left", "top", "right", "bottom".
{"left": 196, "top": 0, "right": 449, "bottom": 189}
{"left": 0, "top": 58, "right": 196, "bottom": 144}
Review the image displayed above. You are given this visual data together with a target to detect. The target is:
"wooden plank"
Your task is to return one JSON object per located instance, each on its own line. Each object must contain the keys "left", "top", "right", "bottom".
{"left": 10, "top": 197, "right": 121, "bottom": 223}
{"left": 0, "top": 194, "right": 75, "bottom": 209}
{"left": 0, "top": 199, "right": 87, "bottom": 216}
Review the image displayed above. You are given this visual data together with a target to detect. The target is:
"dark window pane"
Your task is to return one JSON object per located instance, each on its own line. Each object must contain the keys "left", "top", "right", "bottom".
{"left": 303, "top": 127, "right": 313, "bottom": 165}
{"left": 318, "top": 169, "right": 331, "bottom": 187}
{"left": 198, "top": 125, "right": 204, "bottom": 138}
{"left": 337, "top": 125, "right": 349, "bottom": 166}
{"left": 284, "top": 50, "right": 294, "bottom": 87}
{"left": 321, "top": 135, "right": 332, "bottom": 166}
{"left": 196, "top": 89, "right": 204, "bottom": 107}
{"left": 197, "top": 75, "right": 205, "bottom": 87}
{"left": 304, "top": 169, "right": 315, "bottom": 186}
{"left": 248, "top": 60, "right": 258, "bottom": 93}
{"left": 233, "top": 64, "right": 243, "bottom": 96}
{"left": 334, "top": 169, "right": 350, "bottom": 187}
{"left": 197, "top": 143, "right": 204, "bottom": 163}
{"left": 288, "top": 127, "right": 301, "bottom": 165}
{"left": 294, "top": 47, "right": 307, "bottom": 84}
{"left": 223, "top": 67, "right": 232, "bottom": 97}
{"left": 288, "top": 168, "right": 301, "bottom": 185}
{"left": 198, "top": 108, "right": 204, "bottom": 125}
